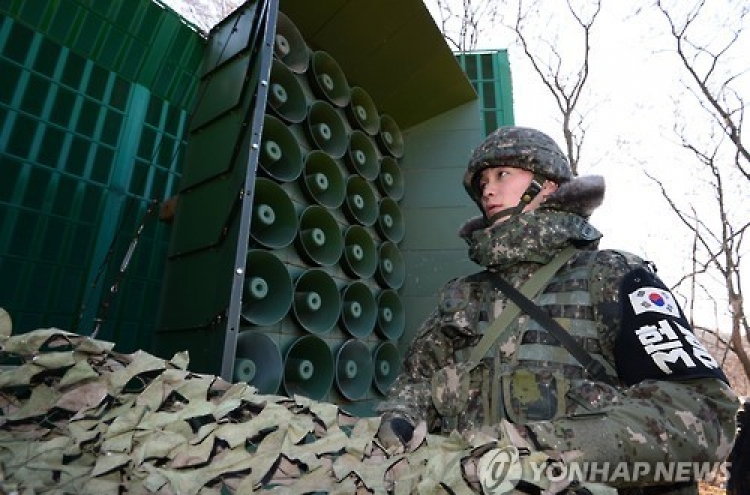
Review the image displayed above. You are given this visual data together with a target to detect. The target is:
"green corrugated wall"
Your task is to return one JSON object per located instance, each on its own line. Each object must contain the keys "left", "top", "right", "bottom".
{"left": 0, "top": 0, "right": 204, "bottom": 352}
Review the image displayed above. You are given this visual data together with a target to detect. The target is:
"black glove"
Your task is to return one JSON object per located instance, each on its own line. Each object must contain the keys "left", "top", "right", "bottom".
{"left": 377, "top": 417, "right": 415, "bottom": 449}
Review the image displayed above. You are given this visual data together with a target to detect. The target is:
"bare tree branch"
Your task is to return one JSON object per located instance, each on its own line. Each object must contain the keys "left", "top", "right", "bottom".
{"left": 656, "top": 0, "right": 750, "bottom": 179}
{"left": 429, "top": 0, "right": 502, "bottom": 51}
{"left": 647, "top": 0, "right": 750, "bottom": 388}
{"left": 510, "top": 0, "right": 601, "bottom": 175}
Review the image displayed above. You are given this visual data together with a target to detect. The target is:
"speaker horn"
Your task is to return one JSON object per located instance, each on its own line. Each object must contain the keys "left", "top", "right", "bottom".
{"left": 346, "top": 86, "right": 380, "bottom": 136}
{"left": 345, "top": 130, "right": 380, "bottom": 181}
{"left": 342, "top": 175, "right": 378, "bottom": 227}
{"left": 295, "top": 205, "right": 343, "bottom": 267}
{"left": 376, "top": 241, "right": 406, "bottom": 290}
{"left": 308, "top": 50, "right": 351, "bottom": 108}
{"left": 241, "top": 249, "right": 293, "bottom": 326}
{"left": 267, "top": 60, "right": 308, "bottom": 124}
{"left": 339, "top": 280, "right": 377, "bottom": 338}
{"left": 234, "top": 332, "right": 283, "bottom": 394}
{"left": 305, "top": 100, "right": 348, "bottom": 159}
{"left": 283, "top": 335, "right": 334, "bottom": 401}
{"left": 259, "top": 115, "right": 303, "bottom": 182}
{"left": 250, "top": 177, "right": 298, "bottom": 249}
{"left": 300, "top": 150, "right": 346, "bottom": 209}
{"left": 340, "top": 225, "right": 378, "bottom": 279}
{"left": 335, "top": 339, "right": 374, "bottom": 401}
{"left": 376, "top": 289, "right": 405, "bottom": 341}
{"left": 273, "top": 12, "right": 310, "bottom": 74}
{"left": 376, "top": 197, "right": 405, "bottom": 244}
{"left": 376, "top": 114, "right": 405, "bottom": 158}
{"left": 372, "top": 341, "right": 401, "bottom": 395}
{"left": 292, "top": 268, "right": 342, "bottom": 335}
{"left": 249, "top": 177, "right": 298, "bottom": 249}
{"left": 377, "top": 156, "right": 405, "bottom": 201}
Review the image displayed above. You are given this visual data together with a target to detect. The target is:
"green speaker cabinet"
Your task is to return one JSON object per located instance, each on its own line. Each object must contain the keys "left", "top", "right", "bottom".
{"left": 154, "top": 0, "right": 513, "bottom": 416}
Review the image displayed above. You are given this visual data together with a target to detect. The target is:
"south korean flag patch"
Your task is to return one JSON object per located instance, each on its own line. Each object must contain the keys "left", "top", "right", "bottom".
{"left": 615, "top": 266, "right": 728, "bottom": 386}
{"left": 628, "top": 287, "right": 680, "bottom": 318}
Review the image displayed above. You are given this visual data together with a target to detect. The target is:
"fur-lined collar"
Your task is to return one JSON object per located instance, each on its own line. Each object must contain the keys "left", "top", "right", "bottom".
{"left": 543, "top": 174, "right": 605, "bottom": 217}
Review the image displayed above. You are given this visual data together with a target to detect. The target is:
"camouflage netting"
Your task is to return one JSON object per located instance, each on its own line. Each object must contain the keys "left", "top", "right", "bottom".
{"left": 0, "top": 324, "right": 478, "bottom": 495}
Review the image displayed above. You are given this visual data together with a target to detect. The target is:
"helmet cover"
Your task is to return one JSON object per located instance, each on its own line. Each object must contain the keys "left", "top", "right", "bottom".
{"left": 463, "top": 126, "right": 572, "bottom": 208}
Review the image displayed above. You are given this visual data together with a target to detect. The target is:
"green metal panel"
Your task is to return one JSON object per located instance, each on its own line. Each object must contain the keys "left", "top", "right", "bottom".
{"left": 0, "top": 0, "right": 203, "bottom": 353}
{"left": 395, "top": 103, "right": 483, "bottom": 355}
{"left": 1, "top": 0, "right": 204, "bottom": 109}
{"left": 154, "top": 0, "right": 269, "bottom": 374}
{"left": 457, "top": 50, "right": 515, "bottom": 136}
{"left": 279, "top": 0, "right": 477, "bottom": 130}
{"left": 153, "top": 1, "right": 428, "bottom": 416}
{"left": 394, "top": 51, "right": 515, "bottom": 354}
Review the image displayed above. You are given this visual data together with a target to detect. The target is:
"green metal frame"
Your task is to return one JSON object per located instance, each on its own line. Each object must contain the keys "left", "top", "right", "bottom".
{"left": 153, "top": 0, "right": 277, "bottom": 378}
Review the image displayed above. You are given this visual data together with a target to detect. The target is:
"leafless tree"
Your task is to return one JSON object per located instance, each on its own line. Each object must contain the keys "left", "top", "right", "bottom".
{"left": 425, "top": 0, "right": 503, "bottom": 52}
{"left": 650, "top": 0, "right": 750, "bottom": 389}
{"left": 426, "top": 0, "right": 602, "bottom": 176}
{"left": 509, "top": 0, "right": 602, "bottom": 175}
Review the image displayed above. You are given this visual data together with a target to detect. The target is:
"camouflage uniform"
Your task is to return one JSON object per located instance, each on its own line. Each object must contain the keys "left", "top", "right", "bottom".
{"left": 378, "top": 127, "right": 737, "bottom": 494}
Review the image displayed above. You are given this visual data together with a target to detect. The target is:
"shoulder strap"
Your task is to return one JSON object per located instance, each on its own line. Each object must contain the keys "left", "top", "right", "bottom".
{"left": 467, "top": 245, "right": 577, "bottom": 368}
{"left": 494, "top": 271, "right": 613, "bottom": 384}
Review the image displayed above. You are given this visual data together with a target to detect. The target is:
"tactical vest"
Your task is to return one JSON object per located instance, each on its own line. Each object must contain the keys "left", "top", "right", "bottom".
{"left": 432, "top": 250, "right": 620, "bottom": 433}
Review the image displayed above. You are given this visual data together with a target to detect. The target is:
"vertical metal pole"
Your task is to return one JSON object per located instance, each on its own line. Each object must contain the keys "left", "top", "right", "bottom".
{"left": 219, "top": 0, "right": 279, "bottom": 381}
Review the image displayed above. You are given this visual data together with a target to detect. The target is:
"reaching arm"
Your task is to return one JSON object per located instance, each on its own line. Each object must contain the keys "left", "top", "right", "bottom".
{"left": 377, "top": 275, "right": 489, "bottom": 432}
{"left": 376, "top": 309, "right": 450, "bottom": 431}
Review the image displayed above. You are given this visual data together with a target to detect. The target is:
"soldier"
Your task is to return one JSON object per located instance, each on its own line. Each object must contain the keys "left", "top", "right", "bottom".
{"left": 376, "top": 126, "right": 738, "bottom": 494}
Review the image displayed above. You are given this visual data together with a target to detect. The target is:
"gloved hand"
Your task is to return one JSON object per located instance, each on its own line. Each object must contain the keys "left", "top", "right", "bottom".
{"left": 461, "top": 420, "right": 583, "bottom": 494}
{"left": 377, "top": 416, "right": 415, "bottom": 451}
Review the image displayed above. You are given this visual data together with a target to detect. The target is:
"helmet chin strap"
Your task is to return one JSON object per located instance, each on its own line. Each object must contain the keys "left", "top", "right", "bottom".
{"left": 485, "top": 174, "right": 546, "bottom": 224}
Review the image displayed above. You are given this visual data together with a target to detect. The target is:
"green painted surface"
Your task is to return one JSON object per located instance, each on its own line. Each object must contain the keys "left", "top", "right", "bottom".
{"left": 396, "top": 51, "right": 516, "bottom": 338}
{"left": 0, "top": 0, "right": 203, "bottom": 353}
{"left": 457, "top": 50, "right": 515, "bottom": 136}
{"left": 1, "top": 0, "right": 204, "bottom": 109}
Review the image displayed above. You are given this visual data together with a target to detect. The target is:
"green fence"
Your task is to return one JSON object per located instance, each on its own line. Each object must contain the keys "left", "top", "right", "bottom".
{"left": 0, "top": 0, "right": 204, "bottom": 352}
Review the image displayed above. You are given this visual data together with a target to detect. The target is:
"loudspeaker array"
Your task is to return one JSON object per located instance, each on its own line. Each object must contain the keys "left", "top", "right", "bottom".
{"left": 234, "top": 11, "right": 406, "bottom": 410}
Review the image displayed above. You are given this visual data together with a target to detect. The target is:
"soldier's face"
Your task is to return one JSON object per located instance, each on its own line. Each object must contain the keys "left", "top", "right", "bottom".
{"left": 478, "top": 167, "right": 557, "bottom": 225}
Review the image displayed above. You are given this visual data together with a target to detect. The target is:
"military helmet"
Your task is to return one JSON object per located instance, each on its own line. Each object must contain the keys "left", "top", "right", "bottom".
{"left": 463, "top": 126, "right": 572, "bottom": 208}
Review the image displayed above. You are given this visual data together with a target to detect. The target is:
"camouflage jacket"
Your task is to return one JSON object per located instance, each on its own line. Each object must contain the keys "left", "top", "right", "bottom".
{"left": 378, "top": 208, "right": 738, "bottom": 493}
